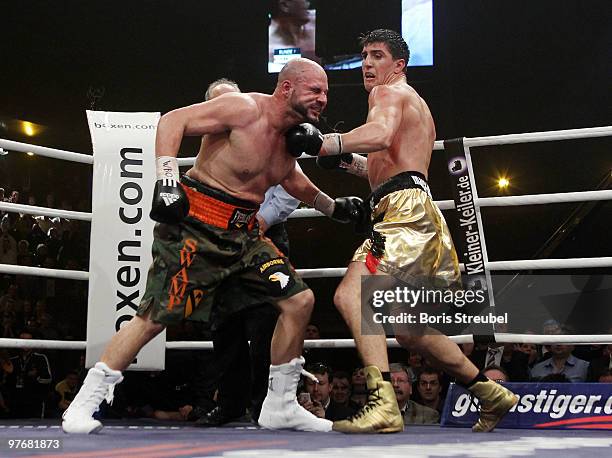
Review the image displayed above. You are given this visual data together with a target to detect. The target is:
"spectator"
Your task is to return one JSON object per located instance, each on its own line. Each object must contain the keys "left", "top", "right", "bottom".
{"left": 34, "top": 299, "right": 51, "bottom": 323}
{"left": 45, "top": 193, "right": 56, "bottom": 209}
{"left": 408, "top": 351, "right": 424, "bottom": 372}
{"left": 483, "top": 365, "right": 509, "bottom": 383}
{"left": 540, "top": 319, "right": 562, "bottom": 361}
{"left": 38, "top": 313, "right": 61, "bottom": 340}
{"left": 350, "top": 367, "right": 367, "bottom": 407}
{"left": 27, "top": 222, "right": 46, "bottom": 252}
{"left": 305, "top": 323, "right": 320, "bottom": 340}
{"left": 587, "top": 343, "right": 612, "bottom": 382}
{"left": 299, "top": 363, "right": 356, "bottom": 421}
{"left": 330, "top": 371, "right": 351, "bottom": 406}
{"left": 0, "top": 234, "right": 17, "bottom": 265}
{"left": 390, "top": 363, "right": 439, "bottom": 425}
{"left": 300, "top": 362, "right": 331, "bottom": 419}
{"left": 5, "top": 330, "right": 52, "bottom": 418}
{"left": 34, "top": 243, "right": 49, "bottom": 266}
{"left": 469, "top": 341, "right": 530, "bottom": 382}
{"left": 16, "top": 240, "right": 33, "bottom": 266}
{"left": 1, "top": 214, "right": 12, "bottom": 235}
{"left": 542, "top": 319, "right": 561, "bottom": 335}
{"left": 415, "top": 368, "right": 444, "bottom": 414}
{"left": 530, "top": 342, "right": 590, "bottom": 382}
{"left": 57, "top": 220, "right": 86, "bottom": 268}
{"left": 303, "top": 322, "right": 326, "bottom": 365}
{"left": 0, "top": 350, "right": 12, "bottom": 418}
{"left": 1, "top": 310, "right": 18, "bottom": 338}
{"left": 16, "top": 299, "right": 34, "bottom": 330}
{"left": 327, "top": 370, "right": 359, "bottom": 420}
{"left": 0, "top": 349, "right": 13, "bottom": 382}
{"left": 13, "top": 214, "right": 34, "bottom": 242}
{"left": 0, "top": 284, "right": 20, "bottom": 316}
{"left": 46, "top": 226, "right": 63, "bottom": 260}
{"left": 598, "top": 369, "right": 612, "bottom": 384}
{"left": 55, "top": 370, "right": 80, "bottom": 414}
{"left": 516, "top": 342, "right": 540, "bottom": 367}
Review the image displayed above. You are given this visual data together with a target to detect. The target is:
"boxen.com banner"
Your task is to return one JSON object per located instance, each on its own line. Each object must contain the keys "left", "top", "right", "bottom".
{"left": 442, "top": 382, "right": 612, "bottom": 430}
{"left": 86, "top": 111, "right": 165, "bottom": 370}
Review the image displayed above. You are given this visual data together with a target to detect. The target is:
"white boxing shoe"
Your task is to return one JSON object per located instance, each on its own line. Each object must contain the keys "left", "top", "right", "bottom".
{"left": 62, "top": 362, "right": 123, "bottom": 434}
{"left": 258, "top": 357, "right": 332, "bottom": 432}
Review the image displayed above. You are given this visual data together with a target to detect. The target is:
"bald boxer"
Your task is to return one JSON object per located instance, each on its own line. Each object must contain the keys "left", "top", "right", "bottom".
{"left": 317, "top": 29, "right": 517, "bottom": 433}
{"left": 63, "top": 58, "right": 362, "bottom": 434}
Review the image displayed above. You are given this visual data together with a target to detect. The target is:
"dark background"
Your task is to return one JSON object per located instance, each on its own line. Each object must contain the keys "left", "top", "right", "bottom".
{"left": 1, "top": 0, "right": 610, "bottom": 337}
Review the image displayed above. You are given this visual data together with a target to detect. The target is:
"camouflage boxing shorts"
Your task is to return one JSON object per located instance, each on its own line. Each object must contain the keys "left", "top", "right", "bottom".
{"left": 137, "top": 176, "right": 308, "bottom": 326}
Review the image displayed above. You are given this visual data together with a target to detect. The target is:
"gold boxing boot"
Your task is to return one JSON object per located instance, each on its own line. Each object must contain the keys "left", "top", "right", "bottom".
{"left": 333, "top": 366, "right": 404, "bottom": 433}
{"left": 469, "top": 379, "right": 518, "bottom": 432}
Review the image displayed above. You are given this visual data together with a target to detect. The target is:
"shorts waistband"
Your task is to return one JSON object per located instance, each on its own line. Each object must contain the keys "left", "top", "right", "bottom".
{"left": 180, "top": 175, "right": 259, "bottom": 231}
{"left": 367, "top": 171, "right": 432, "bottom": 210}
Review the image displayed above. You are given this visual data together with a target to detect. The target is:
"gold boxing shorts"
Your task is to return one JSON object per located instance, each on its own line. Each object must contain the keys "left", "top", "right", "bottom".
{"left": 353, "top": 171, "right": 460, "bottom": 287}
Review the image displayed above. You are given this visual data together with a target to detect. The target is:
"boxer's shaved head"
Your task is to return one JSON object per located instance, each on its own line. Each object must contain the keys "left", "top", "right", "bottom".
{"left": 275, "top": 58, "right": 328, "bottom": 123}
{"left": 277, "top": 58, "right": 326, "bottom": 87}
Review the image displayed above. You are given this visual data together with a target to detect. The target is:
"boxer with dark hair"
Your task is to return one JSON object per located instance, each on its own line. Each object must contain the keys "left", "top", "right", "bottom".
{"left": 317, "top": 29, "right": 517, "bottom": 434}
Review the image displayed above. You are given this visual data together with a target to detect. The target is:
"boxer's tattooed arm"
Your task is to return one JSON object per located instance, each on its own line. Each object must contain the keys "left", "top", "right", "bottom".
{"left": 344, "top": 154, "right": 368, "bottom": 179}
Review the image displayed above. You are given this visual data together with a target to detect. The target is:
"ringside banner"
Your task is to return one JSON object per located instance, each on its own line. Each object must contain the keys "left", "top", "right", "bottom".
{"left": 86, "top": 111, "right": 165, "bottom": 370}
{"left": 442, "top": 382, "right": 612, "bottom": 430}
{"left": 444, "top": 138, "right": 493, "bottom": 336}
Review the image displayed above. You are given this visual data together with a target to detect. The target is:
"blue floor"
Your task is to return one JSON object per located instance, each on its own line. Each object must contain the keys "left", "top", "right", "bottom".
{"left": 0, "top": 419, "right": 611, "bottom": 457}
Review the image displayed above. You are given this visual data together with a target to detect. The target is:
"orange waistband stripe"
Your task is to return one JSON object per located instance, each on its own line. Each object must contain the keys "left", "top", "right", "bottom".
{"left": 181, "top": 184, "right": 258, "bottom": 231}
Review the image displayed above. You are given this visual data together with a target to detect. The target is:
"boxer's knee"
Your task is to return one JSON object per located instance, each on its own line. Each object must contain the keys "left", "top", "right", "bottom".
{"left": 298, "top": 289, "right": 315, "bottom": 316}
{"left": 280, "top": 289, "right": 314, "bottom": 318}
{"left": 334, "top": 283, "right": 357, "bottom": 316}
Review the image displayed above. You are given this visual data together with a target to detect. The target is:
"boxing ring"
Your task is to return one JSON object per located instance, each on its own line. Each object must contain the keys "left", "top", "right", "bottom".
{"left": 0, "top": 126, "right": 611, "bottom": 456}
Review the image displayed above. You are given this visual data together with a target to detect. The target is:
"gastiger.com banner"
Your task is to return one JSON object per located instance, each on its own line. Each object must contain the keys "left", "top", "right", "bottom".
{"left": 86, "top": 111, "right": 165, "bottom": 370}
{"left": 442, "top": 383, "right": 612, "bottom": 430}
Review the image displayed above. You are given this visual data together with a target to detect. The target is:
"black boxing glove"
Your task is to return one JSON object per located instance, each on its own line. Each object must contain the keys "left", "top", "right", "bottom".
{"left": 285, "top": 123, "right": 323, "bottom": 157}
{"left": 313, "top": 192, "right": 368, "bottom": 232}
{"left": 316, "top": 153, "right": 355, "bottom": 171}
{"left": 149, "top": 157, "right": 190, "bottom": 224}
{"left": 331, "top": 196, "right": 365, "bottom": 225}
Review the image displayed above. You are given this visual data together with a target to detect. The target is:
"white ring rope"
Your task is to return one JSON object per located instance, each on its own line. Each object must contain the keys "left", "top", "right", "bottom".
{"left": 0, "top": 264, "right": 89, "bottom": 280}
{"left": 478, "top": 190, "right": 612, "bottom": 207}
{"left": 5, "top": 126, "right": 607, "bottom": 164}
{"left": 0, "top": 201, "right": 92, "bottom": 222}
{"left": 487, "top": 257, "right": 612, "bottom": 270}
{"left": 290, "top": 199, "right": 457, "bottom": 218}
{"left": 0, "top": 138, "right": 93, "bottom": 164}
{"left": 2, "top": 256, "right": 612, "bottom": 281}
{"left": 3, "top": 334, "right": 611, "bottom": 351}
{"left": 461, "top": 125, "right": 612, "bottom": 148}
{"left": 2, "top": 189, "right": 610, "bottom": 222}
{"left": 299, "top": 268, "right": 348, "bottom": 279}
